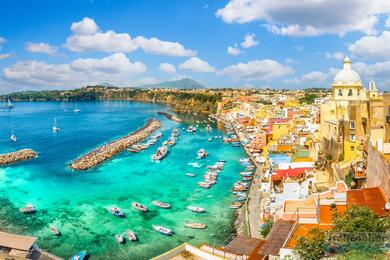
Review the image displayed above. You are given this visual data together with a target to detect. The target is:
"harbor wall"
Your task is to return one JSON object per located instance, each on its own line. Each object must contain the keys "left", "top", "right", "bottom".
{"left": 0, "top": 149, "right": 37, "bottom": 166}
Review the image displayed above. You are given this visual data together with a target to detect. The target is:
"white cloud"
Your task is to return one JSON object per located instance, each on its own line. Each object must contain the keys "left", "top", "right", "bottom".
{"left": 227, "top": 46, "right": 241, "bottom": 56}
{"left": 219, "top": 59, "right": 293, "bottom": 81}
{"left": 65, "top": 17, "right": 195, "bottom": 56}
{"left": 325, "top": 51, "right": 344, "bottom": 61}
{"left": 354, "top": 61, "right": 390, "bottom": 79}
{"left": 349, "top": 31, "right": 390, "bottom": 59}
{"left": 284, "top": 71, "right": 330, "bottom": 84}
{"left": 2, "top": 53, "right": 147, "bottom": 88}
{"left": 216, "top": 0, "right": 390, "bottom": 36}
{"left": 0, "top": 37, "right": 6, "bottom": 45}
{"left": 241, "top": 33, "right": 258, "bottom": 48}
{"left": 179, "top": 57, "right": 216, "bottom": 73}
{"left": 25, "top": 42, "right": 58, "bottom": 56}
{"left": 0, "top": 53, "right": 12, "bottom": 60}
{"left": 134, "top": 36, "right": 196, "bottom": 57}
{"left": 159, "top": 63, "right": 177, "bottom": 74}
{"left": 386, "top": 16, "right": 390, "bottom": 28}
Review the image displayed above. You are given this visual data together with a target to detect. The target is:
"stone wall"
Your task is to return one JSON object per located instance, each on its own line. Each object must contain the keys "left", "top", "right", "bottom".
{"left": 366, "top": 144, "right": 390, "bottom": 198}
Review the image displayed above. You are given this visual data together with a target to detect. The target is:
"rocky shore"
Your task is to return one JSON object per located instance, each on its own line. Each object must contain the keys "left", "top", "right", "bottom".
{"left": 0, "top": 149, "right": 38, "bottom": 166}
{"left": 157, "top": 111, "right": 182, "bottom": 122}
{"left": 69, "top": 118, "right": 161, "bottom": 170}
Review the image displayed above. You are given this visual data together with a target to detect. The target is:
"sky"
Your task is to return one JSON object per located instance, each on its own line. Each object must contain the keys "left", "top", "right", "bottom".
{"left": 1, "top": 0, "right": 390, "bottom": 93}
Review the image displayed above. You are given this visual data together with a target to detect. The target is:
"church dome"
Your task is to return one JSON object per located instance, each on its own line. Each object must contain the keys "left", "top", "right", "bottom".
{"left": 333, "top": 57, "right": 362, "bottom": 86}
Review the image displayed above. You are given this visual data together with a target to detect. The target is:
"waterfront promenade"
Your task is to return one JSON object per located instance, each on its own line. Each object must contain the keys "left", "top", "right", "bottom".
{"left": 0, "top": 149, "right": 37, "bottom": 166}
{"left": 70, "top": 118, "right": 161, "bottom": 170}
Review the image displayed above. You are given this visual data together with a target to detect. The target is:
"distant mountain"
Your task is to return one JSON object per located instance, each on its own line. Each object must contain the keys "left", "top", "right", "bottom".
{"left": 140, "top": 78, "right": 206, "bottom": 89}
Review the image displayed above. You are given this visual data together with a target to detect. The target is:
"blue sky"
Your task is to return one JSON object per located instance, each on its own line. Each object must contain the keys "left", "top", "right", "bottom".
{"left": 0, "top": 0, "right": 390, "bottom": 93}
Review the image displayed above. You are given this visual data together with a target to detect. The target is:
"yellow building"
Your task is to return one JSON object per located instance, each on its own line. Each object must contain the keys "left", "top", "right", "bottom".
{"left": 272, "top": 122, "right": 290, "bottom": 140}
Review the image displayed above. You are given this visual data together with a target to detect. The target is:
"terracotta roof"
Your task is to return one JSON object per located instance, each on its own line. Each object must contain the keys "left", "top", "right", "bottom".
{"left": 0, "top": 232, "right": 37, "bottom": 251}
{"left": 347, "top": 187, "right": 389, "bottom": 217}
{"left": 319, "top": 205, "right": 346, "bottom": 224}
{"left": 257, "top": 221, "right": 295, "bottom": 256}
{"left": 285, "top": 224, "right": 332, "bottom": 249}
{"left": 224, "top": 235, "right": 264, "bottom": 257}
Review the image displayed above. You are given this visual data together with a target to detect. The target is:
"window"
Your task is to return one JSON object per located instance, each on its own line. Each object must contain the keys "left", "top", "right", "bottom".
{"left": 351, "top": 146, "right": 355, "bottom": 151}
{"left": 338, "top": 89, "right": 343, "bottom": 96}
{"left": 348, "top": 89, "right": 353, "bottom": 96}
{"left": 350, "top": 121, "right": 355, "bottom": 129}
{"left": 350, "top": 134, "right": 356, "bottom": 142}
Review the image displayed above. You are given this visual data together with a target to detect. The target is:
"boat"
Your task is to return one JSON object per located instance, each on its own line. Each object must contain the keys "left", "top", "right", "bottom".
{"left": 132, "top": 202, "right": 148, "bottom": 212}
{"left": 50, "top": 226, "right": 61, "bottom": 236}
{"left": 70, "top": 251, "right": 88, "bottom": 260}
{"left": 187, "top": 126, "right": 196, "bottom": 133}
{"left": 10, "top": 134, "right": 16, "bottom": 142}
{"left": 187, "top": 206, "right": 206, "bottom": 213}
{"left": 168, "top": 137, "right": 176, "bottom": 146}
{"left": 74, "top": 103, "right": 80, "bottom": 113}
{"left": 186, "top": 173, "right": 196, "bottom": 177}
{"left": 197, "top": 182, "right": 211, "bottom": 189}
{"left": 246, "top": 165, "right": 256, "bottom": 170}
{"left": 153, "top": 200, "right": 171, "bottom": 209}
{"left": 208, "top": 138, "right": 212, "bottom": 142}
{"left": 151, "top": 145, "right": 168, "bottom": 161}
{"left": 240, "top": 172, "right": 253, "bottom": 177}
{"left": 218, "top": 159, "right": 227, "bottom": 163}
{"left": 115, "top": 234, "right": 124, "bottom": 243}
{"left": 152, "top": 225, "right": 173, "bottom": 236}
{"left": 52, "top": 118, "right": 60, "bottom": 132}
{"left": 235, "top": 195, "right": 247, "bottom": 201}
{"left": 127, "top": 230, "right": 137, "bottom": 241}
{"left": 188, "top": 162, "right": 202, "bottom": 168}
{"left": 1, "top": 98, "right": 14, "bottom": 109}
{"left": 19, "top": 203, "right": 36, "bottom": 214}
{"left": 230, "top": 201, "right": 244, "bottom": 209}
{"left": 184, "top": 223, "right": 207, "bottom": 229}
{"left": 197, "top": 149, "right": 208, "bottom": 158}
{"left": 242, "top": 176, "right": 253, "bottom": 181}
{"left": 108, "top": 207, "right": 125, "bottom": 218}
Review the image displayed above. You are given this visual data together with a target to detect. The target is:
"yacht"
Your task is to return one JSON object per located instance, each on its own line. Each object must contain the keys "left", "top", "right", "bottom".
{"left": 52, "top": 118, "right": 60, "bottom": 132}
{"left": 152, "top": 225, "right": 173, "bottom": 236}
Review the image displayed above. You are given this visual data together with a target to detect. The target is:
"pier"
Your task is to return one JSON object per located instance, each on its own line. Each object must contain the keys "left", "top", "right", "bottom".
{"left": 157, "top": 111, "right": 182, "bottom": 123}
{"left": 0, "top": 149, "right": 37, "bottom": 166}
{"left": 70, "top": 118, "right": 161, "bottom": 170}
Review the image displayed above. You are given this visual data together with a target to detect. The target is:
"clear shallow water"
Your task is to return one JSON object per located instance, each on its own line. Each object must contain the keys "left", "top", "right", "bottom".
{"left": 0, "top": 101, "right": 246, "bottom": 259}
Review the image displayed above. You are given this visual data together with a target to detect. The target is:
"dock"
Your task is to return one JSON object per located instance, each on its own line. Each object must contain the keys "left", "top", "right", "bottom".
{"left": 0, "top": 149, "right": 37, "bottom": 166}
{"left": 69, "top": 118, "right": 161, "bottom": 170}
{"left": 157, "top": 111, "right": 182, "bottom": 123}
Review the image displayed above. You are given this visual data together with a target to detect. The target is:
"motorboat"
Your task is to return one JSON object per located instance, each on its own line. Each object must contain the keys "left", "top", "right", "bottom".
{"left": 19, "top": 203, "right": 36, "bottom": 214}
{"left": 152, "top": 225, "right": 173, "bottom": 236}
{"left": 151, "top": 145, "right": 168, "bottom": 161}
{"left": 187, "top": 126, "right": 196, "bottom": 133}
{"left": 197, "top": 149, "right": 208, "bottom": 159}
{"left": 108, "top": 207, "right": 125, "bottom": 218}
{"left": 230, "top": 201, "right": 244, "bottom": 209}
{"left": 197, "top": 182, "right": 211, "bottom": 189}
{"left": 50, "top": 226, "right": 61, "bottom": 236}
{"left": 132, "top": 202, "right": 148, "bottom": 212}
{"left": 168, "top": 137, "right": 176, "bottom": 146}
{"left": 240, "top": 172, "right": 253, "bottom": 177}
{"left": 232, "top": 142, "right": 241, "bottom": 147}
{"left": 242, "top": 176, "right": 253, "bottom": 181}
{"left": 115, "top": 234, "right": 124, "bottom": 243}
{"left": 186, "top": 173, "right": 196, "bottom": 177}
{"left": 10, "top": 134, "right": 16, "bottom": 142}
{"left": 185, "top": 223, "right": 207, "bottom": 229}
{"left": 218, "top": 159, "right": 227, "bottom": 163}
{"left": 188, "top": 162, "right": 202, "bottom": 168}
{"left": 187, "top": 206, "right": 206, "bottom": 213}
{"left": 70, "top": 251, "right": 88, "bottom": 260}
{"left": 235, "top": 195, "right": 247, "bottom": 201}
{"left": 127, "top": 230, "right": 137, "bottom": 241}
{"left": 153, "top": 200, "right": 171, "bottom": 209}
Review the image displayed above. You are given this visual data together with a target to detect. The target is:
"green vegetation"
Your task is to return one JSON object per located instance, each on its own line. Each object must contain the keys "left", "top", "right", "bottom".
{"left": 260, "top": 220, "right": 274, "bottom": 237}
{"left": 295, "top": 228, "right": 327, "bottom": 260}
{"left": 299, "top": 92, "right": 319, "bottom": 104}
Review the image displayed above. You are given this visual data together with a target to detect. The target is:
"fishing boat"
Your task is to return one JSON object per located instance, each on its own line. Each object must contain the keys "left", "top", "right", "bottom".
{"left": 50, "top": 226, "right": 61, "bottom": 236}
{"left": 151, "top": 145, "right": 168, "bottom": 161}
{"left": 185, "top": 173, "right": 196, "bottom": 177}
{"left": 108, "top": 207, "right": 125, "bottom": 218}
{"left": 152, "top": 225, "right": 173, "bottom": 236}
{"left": 10, "top": 134, "right": 16, "bottom": 142}
{"left": 197, "top": 149, "right": 208, "bottom": 158}
{"left": 70, "top": 251, "right": 88, "bottom": 260}
{"left": 240, "top": 172, "right": 253, "bottom": 177}
{"left": 197, "top": 182, "right": 211, "bottom": 189}
{"left": 52, "top": 118, "right": 60, "bottom": 132}
{"left": 73, "top": 103, "right": 80, "bottom": 113}
{"left": 127, "top": 230, "right": 137, "bottom": 241}
{"left": 184, "top": 223, "right": 207, "bottom": 229}
{"left": 115, "top": 234, "right": 124, "bottom": 243}
{"left": 187, "top": 206, "right": 206, "bottom": 213}
{"left": 19, "top": 203, "right": 36, "bottom": 214}
{"left": 132, "top": 202, "right": 148, "bottom": 212}
{"left": 230, "top": 201, "right": 244, "bottom": 209}
{"left": 153, "top": 200, "right": 171, "bottom": 209}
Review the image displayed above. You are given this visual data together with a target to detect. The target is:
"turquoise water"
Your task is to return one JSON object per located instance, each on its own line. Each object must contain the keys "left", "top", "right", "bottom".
{"left": 0, "top": 101, "right": 246, "bottom": 259}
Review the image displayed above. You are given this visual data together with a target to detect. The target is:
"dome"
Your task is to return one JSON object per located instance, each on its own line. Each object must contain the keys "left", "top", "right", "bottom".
{"left": 333, "top": 57, "right": 362, "bottom": 86}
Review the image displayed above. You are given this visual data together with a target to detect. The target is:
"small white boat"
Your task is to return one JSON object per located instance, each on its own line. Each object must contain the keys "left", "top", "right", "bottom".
{"left": 208, "top": 138, "right": 212, "bottom": 142}
{"left": 115, "top": 234, "right": 124, "bottom": 243}
{"left": 127, "top": 230, "right": 137, "bottom": 241}
{"left": 151, "top": 145, "right": 168, "bottom": 161}
{"left": 186, "top": 173, "right": 196, "bottom": 177}
{"left": 184, "top": 223, "right": 207, "bottom": 229}
{"left": 52, "top": 118, "right": 60, "bottom": 132}
{"left": 188, "top": 162, "right": 202, "bottom": 168}
{"left": 153, "top": 225, "right": 173, "bottom": 236}
{"left": 187, "top": 206, "right": 206, "bottom": 213}
{"left": 19, "top": 203, "right": 36, "bottom": 214}
{"left": 197, "top": 182, "right": 211, "bottom": 189}
{"left": 74, "top": 103, "right": 81, "bottom": 113}
{"left": 10, "top": 134, "right": 16, "bottom": 142}
{"left": 132, "top": 202, "right": 148, "bottom": 212}
{"left": 153, "top": 200, "right": 171, "bottom": 209}
{"left": 108, "top": 207, "right": 125, "bottom": 218}
{"left": 197, "top": 149, "right": 208, "bottom": 159}
{"left": 50, "top": 226, "right": 61, "bottom": 236}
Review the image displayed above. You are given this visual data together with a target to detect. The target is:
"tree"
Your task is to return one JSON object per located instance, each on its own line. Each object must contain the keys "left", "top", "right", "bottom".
{"left": 295, "top": 228, "right": 327, "bottom": 260}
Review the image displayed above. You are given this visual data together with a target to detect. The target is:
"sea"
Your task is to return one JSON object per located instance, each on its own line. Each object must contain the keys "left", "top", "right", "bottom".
{"left": 0, "top": 101, "right": 246, "bottom": 259}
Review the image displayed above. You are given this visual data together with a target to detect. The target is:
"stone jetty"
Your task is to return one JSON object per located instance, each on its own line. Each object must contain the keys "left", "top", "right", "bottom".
{"left": 0, "top": 149, "right": 38, "bottom": 166}
{"left": 70, "top": 118, "right": 161, "bottom": 170}
{"left": 157, "top": 111, "right": 182, "bottom": 123}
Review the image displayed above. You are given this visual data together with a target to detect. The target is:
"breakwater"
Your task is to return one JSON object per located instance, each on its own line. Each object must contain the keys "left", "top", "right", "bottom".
{"left": 69, "top": 118, "right": 161, "bottom": 170}
{"left": 0, "top": 149, "right": 38, "bottom": 166}
{"left": 157, "top": 111, "right": 182, "bottom": 122}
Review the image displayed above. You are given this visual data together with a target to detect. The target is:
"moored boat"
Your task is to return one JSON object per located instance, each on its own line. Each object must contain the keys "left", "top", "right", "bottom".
{"left": 184, "top": 222, "right": 207, "bottom": 229}
{"left": 197, "top": 182, "right": 211, "bottom": 189}
{"left": 186, "top": 173, "right": 196, "bottom": 177}
{"left": 187, "top": 206, "right": 206, "bottom": 213}
{"left": 230, "top": 201, "right": 244, "bottom": 209}
{"left": 242, "top": 176, "right": 253, "bottom": 181}
{"left": 151, "top": 145, "right": 168, "bottom": 161}
{"left": 19, "top": 203, "right": 36, "bottom": 214}
{"left": 153, "top": 200, "right": 171, "bottom": 209}
{"left": 115, "top": 234, "right": 124, "bottom": 243}
{"left": 197, "top": 149, "right": 208, "bottom": 158}
{"left": 152, "top": 225, "right": 173, "bottom": 236}
{"left": 10, "top": 134, "right": 16, "bottom": 142}
{"left": 240, "top": 171, "right": 253, "bottom": 177}
{"left": 132, "top": 202, "right": 148, "bottom": 212}
{"left": 70, "top": 251, "right": 88, "bottom": 260}
{"left": 127, "top": 230, "right": 137, "bottom": 241}
{"left": 108, "top": 207, "right": 125, "bottom": 218}
{"left": 50, "top": 226, "right": 61, "bottom": 236}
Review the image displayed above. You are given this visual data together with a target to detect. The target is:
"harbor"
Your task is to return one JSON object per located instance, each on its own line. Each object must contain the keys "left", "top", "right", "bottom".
{"left": 0, "top": 149, "right": 37, "bottom": 166}
{"left": 69, "top": 118, "right": 161, "bottom": 170}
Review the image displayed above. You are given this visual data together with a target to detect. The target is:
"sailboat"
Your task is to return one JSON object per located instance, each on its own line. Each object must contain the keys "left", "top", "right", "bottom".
{"left": 1, "top": 98, "right": 14, "bottom": 109}
{"left": 52, "top": 118, "right": 60, "bottom": 132}
{"left": 73, "top": 103, "right": 80, "bottom": 113}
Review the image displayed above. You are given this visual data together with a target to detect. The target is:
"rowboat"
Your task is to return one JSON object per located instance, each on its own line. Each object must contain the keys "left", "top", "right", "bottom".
{"left": 184, "top": 223, "right": 207, "bottom": 229}
{"left": 115, "top": 234, "right": 124, "bottom": 243}
{"left": 152, "top": 225, "right": 173, "bottom": 236}
{"left": 132, "top": 202, "right": 148, "bottom": 212}
{"left": 70, "top": 251, "right": 88, "bottom": 260}
{"left": 187, "top": 206, "right": 206, "bottom": 213}
{"left": 127, "top": 230, "right": 137, "bottom": 241}
{"left": 197, "top": 182, "right": 211, "bottom": 189}
{"left": 186, "top": 173, "right": 196, "bottom": 177}
{"left": 19, "top": 204, "right": 36, "bottom": 214}
{"left": 108, "top": 207, "right": 125, "bottom": 218}
{"left": 153, "top": 200, "right": 171, "bottom": 209}
{"left": 50, "top": 226, "right": 61, "bottom": 236}
{"left": 151, "top": 145, "right": 168, "bottom": 161}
